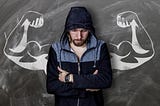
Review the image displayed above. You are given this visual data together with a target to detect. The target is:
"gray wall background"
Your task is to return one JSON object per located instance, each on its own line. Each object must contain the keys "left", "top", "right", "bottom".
{"left": 0, "top": 0, "right": 160, "bottom": 106}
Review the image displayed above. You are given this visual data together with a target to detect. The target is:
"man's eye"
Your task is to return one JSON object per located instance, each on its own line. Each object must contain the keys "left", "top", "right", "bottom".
{"left": 82, "top": 29, "right": 87, "bottom": 32}
{"left": 71, "top": 29, "right": 77, "bottom": 32}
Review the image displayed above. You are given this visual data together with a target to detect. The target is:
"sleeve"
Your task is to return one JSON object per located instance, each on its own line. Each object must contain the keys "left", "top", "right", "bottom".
{"left": 72, "top": 43, "right": 112, "bottom": 89}
{"left": 46, "top": 46, "right": 79, "bottom": 96}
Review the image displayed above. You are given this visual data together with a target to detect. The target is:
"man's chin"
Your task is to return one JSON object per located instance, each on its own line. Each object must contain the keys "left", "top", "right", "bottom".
{"left": 74, "top": 43, "right": 83, "bottom": 47}
{"left": 73, "top": 42, "right": 85, "bottom": 47}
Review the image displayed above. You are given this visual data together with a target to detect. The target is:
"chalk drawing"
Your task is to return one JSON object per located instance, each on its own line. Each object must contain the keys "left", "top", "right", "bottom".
{"left": 3, "top": 11, "right": 49, "bottom": 74}
{"left": 110, "top": 11, "right": 155, "bottom": 70}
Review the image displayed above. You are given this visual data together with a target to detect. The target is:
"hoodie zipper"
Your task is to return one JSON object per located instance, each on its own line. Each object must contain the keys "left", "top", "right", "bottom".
{"left": 65, "top": 48, "right": 80, "bottom": 106}
{"left": 63, "top": 47, "right": 96, "bottom": 106}
{"left": 77, "top": 59, "right": 80, "bottom": 106}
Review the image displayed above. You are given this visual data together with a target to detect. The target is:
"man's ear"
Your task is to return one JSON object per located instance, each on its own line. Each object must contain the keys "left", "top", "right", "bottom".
{"left": 67, "top": 33, "right": 71, "bottom": 42}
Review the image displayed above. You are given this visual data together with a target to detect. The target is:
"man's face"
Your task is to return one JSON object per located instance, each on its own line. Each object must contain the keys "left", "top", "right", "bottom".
{"left": 69, "top": 28, "right": 89, "bottom": 47}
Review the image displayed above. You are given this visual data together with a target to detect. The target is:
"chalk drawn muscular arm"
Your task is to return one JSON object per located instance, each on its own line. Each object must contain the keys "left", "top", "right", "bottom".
{"left": 3, "top": 11, "right": 48, "bottom": 74}
{"left": 110, "top": 11, "right": 155, "bottom": 70}
{"left": 9, "top": 11, "right": 44, "bottom": 53}
{"left": 116, "top": 11, "right": 151, "bottom": 54}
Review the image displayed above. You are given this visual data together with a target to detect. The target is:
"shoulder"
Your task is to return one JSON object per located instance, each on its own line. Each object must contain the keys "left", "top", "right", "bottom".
{"left": 51, "top": 42, "right": 61, "bottom": 51}
{"left": 96, "top": 39, "right": 109, "bottom": 56}
{"left": 96, "top": 39, "right": 106, "bottom": 48}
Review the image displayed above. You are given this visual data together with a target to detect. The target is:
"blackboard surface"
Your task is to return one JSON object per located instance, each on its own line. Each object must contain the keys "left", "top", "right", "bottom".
{"left": 0, "top": 0, "right": 160, "bottom": 106}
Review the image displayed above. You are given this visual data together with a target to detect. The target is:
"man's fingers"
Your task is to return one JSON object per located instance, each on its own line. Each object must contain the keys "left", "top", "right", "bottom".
{"left": 57, "top": 66, "right": 68, "bottom": 73}
{"left": 57, "top": 67, "right": 64, "bottom": 73}
{"left": 93, "top": 70, "right": 98, "bottom": 75}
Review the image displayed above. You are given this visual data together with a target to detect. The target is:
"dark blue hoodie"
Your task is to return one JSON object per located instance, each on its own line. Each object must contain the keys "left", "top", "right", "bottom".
{"left": 47, "top": 7, "right": 112, "bottom": 106}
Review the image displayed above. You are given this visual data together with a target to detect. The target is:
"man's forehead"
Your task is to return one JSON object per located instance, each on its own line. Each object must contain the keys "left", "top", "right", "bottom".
{"left": 70, "top": 28, "right": 89, "bottom": 31}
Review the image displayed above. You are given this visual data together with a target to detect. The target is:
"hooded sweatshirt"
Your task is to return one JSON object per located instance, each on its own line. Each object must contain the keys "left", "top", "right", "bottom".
{"left": 47, "top": 7, "right": 112, "bottom": 106}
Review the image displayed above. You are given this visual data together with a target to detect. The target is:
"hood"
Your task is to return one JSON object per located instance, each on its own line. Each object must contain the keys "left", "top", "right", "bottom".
{"left": 60, "top": 7, "right": 97, "bottom": 50}
{"left": 65, "top": 7, "right": 95, "bottom": 32}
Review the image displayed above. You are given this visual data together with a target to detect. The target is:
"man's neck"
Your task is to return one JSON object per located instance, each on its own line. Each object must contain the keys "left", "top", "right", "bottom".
{"left": 70, "top": 43, "right": 87, "bottom": 60}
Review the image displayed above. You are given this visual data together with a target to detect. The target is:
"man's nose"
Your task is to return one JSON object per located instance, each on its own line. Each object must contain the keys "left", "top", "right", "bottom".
{"left": 77, "top": 31, "right": 82, "bottom": 39}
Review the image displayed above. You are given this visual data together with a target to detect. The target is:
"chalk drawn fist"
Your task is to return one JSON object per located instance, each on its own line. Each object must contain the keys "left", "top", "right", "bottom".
{"left": 21, "top": 11, "right": 44, "bottom": 29}
{"left": 117, "top": 11, "right": 138, "bottom": 28}
{"left": 29, "top": 17, "right": 44, "bottom": 28}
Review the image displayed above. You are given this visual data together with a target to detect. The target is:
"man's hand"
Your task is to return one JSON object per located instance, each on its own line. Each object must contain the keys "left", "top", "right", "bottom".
{"left": 93, "top": 70, "right": 98, "bottom": 75}
{"left": 58, "top": 67, "right": 100, "bottom": 92}
{"left": 58, "top": 67, "right": 69, "bottom": 82}
{"left": 86, "top": 70, "right": 100, "bottom": 92}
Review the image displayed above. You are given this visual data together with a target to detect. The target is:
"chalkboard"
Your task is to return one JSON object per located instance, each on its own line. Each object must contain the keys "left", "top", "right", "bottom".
{"left": 0, "top": 0, "right": 160, "bottom": 106}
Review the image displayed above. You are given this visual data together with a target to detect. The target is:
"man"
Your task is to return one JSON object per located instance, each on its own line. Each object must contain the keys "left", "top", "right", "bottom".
{"left": 46, "top": 6, "right": 112, "bottom": 106}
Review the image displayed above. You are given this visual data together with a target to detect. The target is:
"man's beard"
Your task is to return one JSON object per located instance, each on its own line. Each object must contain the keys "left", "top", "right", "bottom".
{"left": 72, "top": 39, "right": 87, "bottom": 47}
